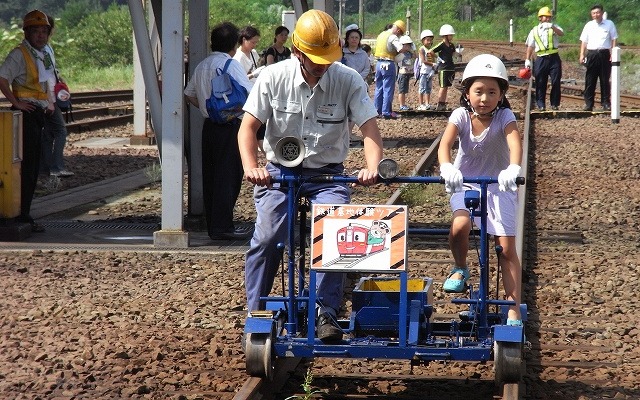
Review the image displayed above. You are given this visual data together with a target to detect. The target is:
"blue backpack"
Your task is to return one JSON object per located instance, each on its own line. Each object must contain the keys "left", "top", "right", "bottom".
{"left": 205, "top": 58, "right": 248, "bottom": 124}
{"left": 413, "top": 56, "right": 421, "bottom": 81}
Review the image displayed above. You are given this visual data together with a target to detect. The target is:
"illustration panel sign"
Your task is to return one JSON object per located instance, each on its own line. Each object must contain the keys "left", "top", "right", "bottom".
{"left": 310, "top": 204, "right": 408, "bottom": 272}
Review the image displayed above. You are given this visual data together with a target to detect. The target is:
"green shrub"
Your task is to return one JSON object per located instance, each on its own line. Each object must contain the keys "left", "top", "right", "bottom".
{"left": 63, "top": 4, "right": 133, "bottom": 70}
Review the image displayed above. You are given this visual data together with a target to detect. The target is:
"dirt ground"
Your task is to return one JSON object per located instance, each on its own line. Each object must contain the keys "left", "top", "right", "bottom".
{"left": 2, "top": 46, "right": 640, "bottom": 399}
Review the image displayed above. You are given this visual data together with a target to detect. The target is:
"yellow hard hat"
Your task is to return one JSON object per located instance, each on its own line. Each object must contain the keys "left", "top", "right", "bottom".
{"left": 291, "top": 9, "right": 342, "bottom": 65}
{"left": 393, "top": 20, "right": 406, "bottom": 34}
{"left": 23, "top": 9, "right": 50, "bottom": 30}
{"left": 538, "top": 6, "right": 553, "bottom": 17}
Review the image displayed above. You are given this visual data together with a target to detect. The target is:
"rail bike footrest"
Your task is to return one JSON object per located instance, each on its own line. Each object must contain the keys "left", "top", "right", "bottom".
{"left": 349, "top": 277, "right": 433, "bottom": 339}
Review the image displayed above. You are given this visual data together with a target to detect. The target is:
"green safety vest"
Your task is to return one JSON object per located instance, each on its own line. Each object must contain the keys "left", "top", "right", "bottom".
{"left": 533, "top": 26, "right": 558, "bottom": 56}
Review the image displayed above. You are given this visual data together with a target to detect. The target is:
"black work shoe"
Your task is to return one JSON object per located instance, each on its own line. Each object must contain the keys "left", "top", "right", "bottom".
{"left": 551, "top": 106, "right": 559, "bottom": 111}
{"left": 602, "top": 104, "right": 611, "bottom": 111}
{"left": 316, "top": 313, "right": 343, "bottom": 342}
{"left": 209, "top": 226, "right": 252, "bottom": 240}
{"left": 16, "top": 216, "right": 45, "bottom": 233}
{"left": 583, "top": 105, "right": 593, "bottom": 111}
{"left": 30, "top": 221, "right": 45, "bottom": 233}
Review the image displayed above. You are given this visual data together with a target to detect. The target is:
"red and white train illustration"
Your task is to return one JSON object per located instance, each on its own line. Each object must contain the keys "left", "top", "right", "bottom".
{"left": 336, "top": 220, "right": 391, "bottom": 258}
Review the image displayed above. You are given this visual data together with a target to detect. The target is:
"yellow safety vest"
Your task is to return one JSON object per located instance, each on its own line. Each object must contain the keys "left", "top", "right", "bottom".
{"left": 533, "top": 27, "right": 558, "bottom": 56}
{"left": 12, "top": 44, "right": 48, "bottom": 101}
{"left": 374, "top": 30, "right": 396, "bottom": 60}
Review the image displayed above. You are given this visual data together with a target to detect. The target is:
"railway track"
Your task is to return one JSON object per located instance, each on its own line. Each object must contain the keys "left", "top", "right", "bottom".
{"left": 2, "top": 50, "right": 638, "bottom": 398}
{"left": 233, "top": 68, "right": 639, "bottom": 400}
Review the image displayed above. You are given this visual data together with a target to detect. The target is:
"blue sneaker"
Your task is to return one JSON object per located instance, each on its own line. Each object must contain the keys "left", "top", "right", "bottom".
{"left": 443, "top": 266, "right": 470, "bottom": 293}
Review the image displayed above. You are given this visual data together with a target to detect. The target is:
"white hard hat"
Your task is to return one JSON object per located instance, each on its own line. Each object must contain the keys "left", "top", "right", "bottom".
{"left": 345, "top": 23, "right": 359, "bottom": 32}
{"left": 439, "top": 24, "right": 455, "bottom": 36}
{"left": 420, "top": 29, "right": 434, "bottom": 40}
{"left": 399, "top": 35, "right": 413, "bottom": 45}
{"left": 462, "top": 54, "right": 508, "bottom": 86}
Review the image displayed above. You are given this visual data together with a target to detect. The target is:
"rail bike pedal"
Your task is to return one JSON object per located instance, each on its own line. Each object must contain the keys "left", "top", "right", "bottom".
{"left": 458, "top": 310, "right": 503, "bottom": 325}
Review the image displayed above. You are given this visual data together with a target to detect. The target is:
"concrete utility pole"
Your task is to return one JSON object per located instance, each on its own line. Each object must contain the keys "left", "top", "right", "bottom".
{"left": 418, "top": 0, "right": 423, "bottom": 34}
{"left": 359, "top": 0, "right": 364, "bottom": 37}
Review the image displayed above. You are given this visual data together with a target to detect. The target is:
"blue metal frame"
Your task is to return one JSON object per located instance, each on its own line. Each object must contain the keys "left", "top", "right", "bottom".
{"left": 244, "top": 170, "right": 525, "bottom": 366}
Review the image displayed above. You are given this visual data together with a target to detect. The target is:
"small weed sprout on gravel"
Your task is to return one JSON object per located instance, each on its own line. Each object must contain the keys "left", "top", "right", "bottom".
{"left": 144, "top": 162, "right": 162, "bottom": 182}
{"left": 285, "top": 369, "right": 321, "bottom": 400}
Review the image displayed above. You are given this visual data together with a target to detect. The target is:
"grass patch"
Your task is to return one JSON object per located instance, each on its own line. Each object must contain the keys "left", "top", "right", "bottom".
{"left": 66, "top": 65, "right": 133, "bottom": 91}
{"left": 399, "top": 183, "right": 443, "bottom": 207}
{"left": 144, "top": 162, "right": 162, "bottom": 182}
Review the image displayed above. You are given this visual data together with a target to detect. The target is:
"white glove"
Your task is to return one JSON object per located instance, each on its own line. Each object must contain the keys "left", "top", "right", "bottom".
{"left": 541, "top": 22, "right": 553, "bottom": 29}
{"left": 524, "top": 59, "right": 531, "bottom": 69}
{"left": 440, "top": 163, "right": 463, "bottom": 193}
{"left": 251, "top": 65, "right": 265, "bottom": 78}
{"left": 498, "top": 164, "right": 521, "bottom": 192}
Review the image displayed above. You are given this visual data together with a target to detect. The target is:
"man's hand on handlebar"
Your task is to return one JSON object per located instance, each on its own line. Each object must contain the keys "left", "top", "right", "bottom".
{"left": 357, "top": 168, "right": 379, "bottom": 186}
{"left": 244, "top": 167, "right": 272, "bottom": 187}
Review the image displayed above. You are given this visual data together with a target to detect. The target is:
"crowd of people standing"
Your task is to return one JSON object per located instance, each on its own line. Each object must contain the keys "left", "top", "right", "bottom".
{"left": 0, "top": 5, "right": 622, "bottom": 341}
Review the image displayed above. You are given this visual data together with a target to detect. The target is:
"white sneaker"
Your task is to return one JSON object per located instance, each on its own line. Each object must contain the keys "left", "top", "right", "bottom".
{"left": 50, "top": 170, "right": 74, "bottom": 177}
{"left": 416, "top": 104, "right": 427, "bottom": 111}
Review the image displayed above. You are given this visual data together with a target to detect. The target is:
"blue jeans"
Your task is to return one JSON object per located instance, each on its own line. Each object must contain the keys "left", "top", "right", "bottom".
{"left": 419, "top": 72, "right": 433, "bottom": 95}
{"left": 244, "top": 162, "right": 350, "bottom": 313}
{"left": 373, "top": 60, "right": 396, "bottom": 117}
{"left": 42, "top": 104, "right": 68, "bottom": 173}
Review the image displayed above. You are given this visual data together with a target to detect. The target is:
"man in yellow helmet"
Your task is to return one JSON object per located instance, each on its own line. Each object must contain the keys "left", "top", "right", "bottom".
{"left": 0, "top": 9, "right": 53, "bottom": 233}
{"left": 524, "top": 6, "right": 564, "bottom": 111}
{"left": 238, "top": 9, "right": 383, "bottom": 343}
{"left": 373, "top": 19, "right": 406, "bottom": 119}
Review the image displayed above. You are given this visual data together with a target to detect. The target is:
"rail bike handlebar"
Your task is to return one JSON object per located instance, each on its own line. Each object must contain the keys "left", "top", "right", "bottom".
{"left": 271, "top": 174, "right": 525, "bottom": 186}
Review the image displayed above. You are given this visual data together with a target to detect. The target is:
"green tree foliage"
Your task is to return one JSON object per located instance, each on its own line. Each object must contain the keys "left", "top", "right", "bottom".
{"left": 58, "top": 0, "right": 104, "bottom": 29}
{"left": 63, "top": 4, "right": 132, "bottom": 69}
{"left": 0, "top": 0, "right": 126, "bottom": 28}
{"left": 208, "top": 0, "right": 288, "bottom": 51}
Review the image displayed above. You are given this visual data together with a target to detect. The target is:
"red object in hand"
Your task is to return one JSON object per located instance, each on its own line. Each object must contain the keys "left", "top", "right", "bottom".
{"left": 518, "top": 68, "right": 531, "bottom": 80}
{"left": 54, "top": 81, "right": 71, "bottom": 101}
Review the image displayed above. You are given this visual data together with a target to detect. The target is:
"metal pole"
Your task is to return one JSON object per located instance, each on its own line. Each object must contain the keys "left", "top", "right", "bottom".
{"left": 128, "top": 0, "right": 163, "bottom": 150}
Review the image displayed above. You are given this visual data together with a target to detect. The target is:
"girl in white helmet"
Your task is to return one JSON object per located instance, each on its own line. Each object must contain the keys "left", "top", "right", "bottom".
{"left": 429, "top": 24, "right": 457, "bottom": 111}
{"left": 437, "top": 54, "right": 524, "bottom": 326}
{"left": 416, "top": 29, "right": 435, "bottom": 110}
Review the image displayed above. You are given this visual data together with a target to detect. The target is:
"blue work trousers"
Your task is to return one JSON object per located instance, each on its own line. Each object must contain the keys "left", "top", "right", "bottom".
{"left": 533, "top": 53, "right": 562, "bottom": 109}
{"left": 42, "top": 104, "right": 68, "bottom": 174}
{"left": 373, "top": 60, "right": 396, "bottom": 117}
{"left": 245, "top": 162, "right": 349, "bottom": 314}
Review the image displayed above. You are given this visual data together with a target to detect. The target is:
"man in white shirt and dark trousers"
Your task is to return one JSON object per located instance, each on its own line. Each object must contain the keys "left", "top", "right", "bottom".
{"left": 579, "top": 4, "right": 618, "bottom": 111}
{"left": 524, "top": 6, "right": 564, "bottom": 111}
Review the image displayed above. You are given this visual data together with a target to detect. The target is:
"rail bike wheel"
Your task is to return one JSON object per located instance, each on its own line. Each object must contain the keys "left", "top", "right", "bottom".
{"left": 245, "top": 331, "right": 275, "bottom": 380}
{"left": 494, "top": 341, "right": 522, "bottom": 384}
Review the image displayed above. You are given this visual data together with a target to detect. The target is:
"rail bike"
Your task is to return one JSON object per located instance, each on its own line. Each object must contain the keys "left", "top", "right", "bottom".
{"left": 243, "top": 137, "right": 526, "bottom": 388}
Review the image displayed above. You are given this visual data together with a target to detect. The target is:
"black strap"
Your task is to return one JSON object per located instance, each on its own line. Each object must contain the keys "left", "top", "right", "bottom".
{"left": 250, "top": 52, "right": 257, "bottom": 69}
